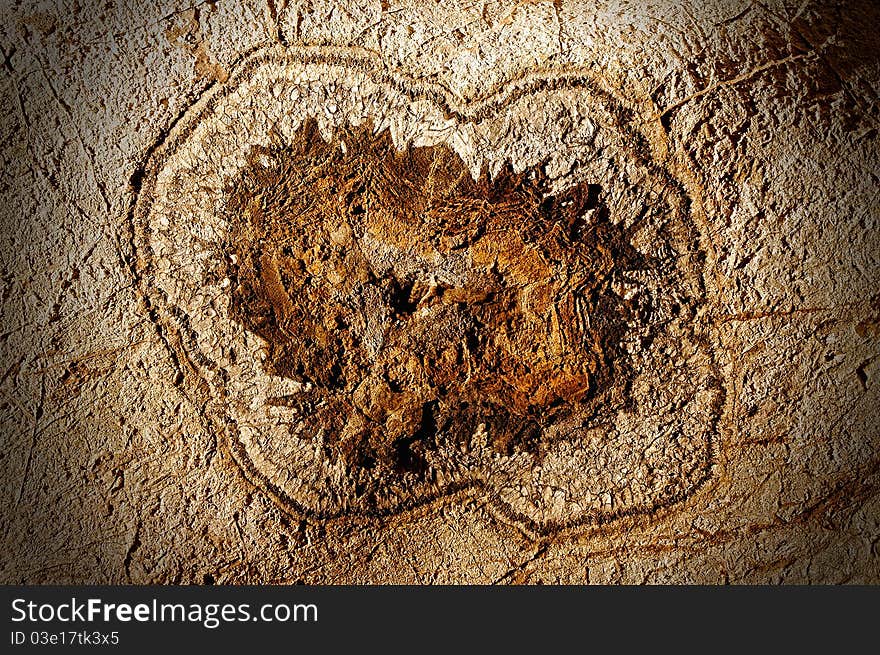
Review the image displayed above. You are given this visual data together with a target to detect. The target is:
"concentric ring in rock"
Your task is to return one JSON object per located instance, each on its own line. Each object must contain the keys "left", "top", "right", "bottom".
{"left": 131, "top": 46, "right": 724, "bottom": 535}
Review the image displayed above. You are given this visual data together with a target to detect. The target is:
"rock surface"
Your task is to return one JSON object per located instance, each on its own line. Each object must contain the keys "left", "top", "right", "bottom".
{"left": 1, "top": 0, "right": 878, "bottom": 583}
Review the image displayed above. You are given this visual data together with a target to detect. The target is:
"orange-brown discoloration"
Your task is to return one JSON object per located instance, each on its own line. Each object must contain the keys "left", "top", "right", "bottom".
{"left": 224, "top": 119, "right": 648, "bottom": 474}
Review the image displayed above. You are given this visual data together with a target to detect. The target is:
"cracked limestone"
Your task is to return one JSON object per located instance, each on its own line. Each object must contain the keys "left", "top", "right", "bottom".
{"left": 0, "top": 0, "right": 878, "bottom": 583}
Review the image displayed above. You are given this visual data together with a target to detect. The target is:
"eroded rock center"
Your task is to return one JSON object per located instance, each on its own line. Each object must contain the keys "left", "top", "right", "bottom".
{"left": 223, "top": 119, "right": 649, "bottom": 478}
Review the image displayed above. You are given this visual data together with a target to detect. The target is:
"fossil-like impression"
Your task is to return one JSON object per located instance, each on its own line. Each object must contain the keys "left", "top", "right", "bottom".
{"left": 132, "top": 48, "right": 723, "bottom": 535}
{"left": 226, "top": 118, "right": 638, "bottom": 473}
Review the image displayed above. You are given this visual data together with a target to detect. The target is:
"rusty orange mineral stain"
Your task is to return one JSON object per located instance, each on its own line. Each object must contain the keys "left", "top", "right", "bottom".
{"left": 223, "top": 119, "right": 647, "bottom": 474}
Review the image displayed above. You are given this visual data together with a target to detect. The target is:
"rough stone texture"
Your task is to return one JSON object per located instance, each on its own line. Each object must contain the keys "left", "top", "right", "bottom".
{"left": 1, "top": 0, "right": 878, "bottom": 584}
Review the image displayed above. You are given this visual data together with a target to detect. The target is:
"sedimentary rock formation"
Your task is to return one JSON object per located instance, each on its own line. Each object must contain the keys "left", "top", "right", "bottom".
{"left": 1, "top": 0, "right": 877, "bottom": 583}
